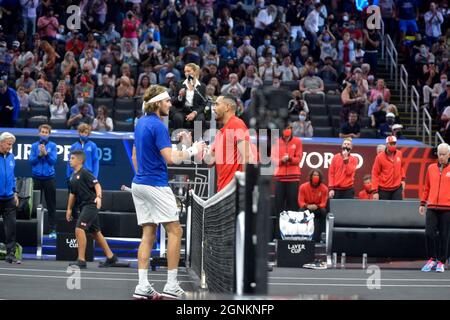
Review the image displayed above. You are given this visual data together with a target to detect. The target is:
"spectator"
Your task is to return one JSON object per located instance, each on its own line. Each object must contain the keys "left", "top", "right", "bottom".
{"left": 100, "top": 43, "right": 121, "bottom": 71}
{"left": 318, "top": 28, "right": 337, "bottom": 62}
{"left": 60, "top": 51, "right": 79, "bottom": 79}
{"left": 339, "top": 111, "right": 361, "bottom": 139}
{"left": 74, "top": 75, "right": 95, "bottom": 100}
{"left": 95, "top": 74, "right": 116, "bottom": 99}
{"left": 371, "top": 135, "right": 406, "bottom": 200}
{"left": 277, "top": 55, "right": 299, "bottom": 81}
{"left": 288, "top": 90, "right": 309, "bottom": 115}
{"left": 298, "top": 169, "right": 329, "bottom": 242}
{"left": 423, "top": 73, "right": 447, "bottom": 109}
{"left": 120, "top": 40, "right": 140, "bottom": 67}
{"left": 378, "top": 111, "right": 398, "bottom": 137}
{"left": 424, "top": 2, "right": 444, "bottom": 47}
{"left": 98, "top": 64, "right": 116, "bottom": 87}
{"left": 237, "top": 36, "right": 256, "bottom": 61}
{"left": 139, "top": 33, "right": 162, "bottom": 60}
{"left": 338, "top": 32, "right": 356, "bottom": 65}
{"left": 36, "top": 72, "right": 54, "bottom": 96}
{"left": 116, "top": 76, "right": 135, "bottom": 99}
{"left": 117, "top": 64, "right": 135, "bottom": 87}
{"left": 397, "top": 0, "right": 419, "bottom": 39}
{"left": 37, "top": 6, "right": 59, "bottom": 42}
{"left": 0, "top": 41, "right": 12, "bottom": 78}
{"left": 358, "top": 174, "right": 374, "bottom": 200}
{"left": 92, "top": 105, "right": 114, "bottom": 132}
{"left": 328, "top": 138, "right": 359, "bottom": 199}
{"left": 21, "top": 0, "right": 39, "bottom": 43}
{"left": 65, "top": 32, "right": 85, "bottom": 58}
{"left": 362, "top": 28, "right": 381, "bottom": 75}
{"left": 40, "top": 40, "right": 59, "bottom": 82}
{"left": 158, "top": 62, "right": 181, "bottom": 85}
{"left": 253, "top": 5, "right": 277, "bottom": 46}
{"left": 338, "top": 62, "right": 354, "bottom": 89}
{"left": 172, "top": 63, "right": 206, "bottom": 129}
{"left": 80, "top": 48, "right": 99, "bottom": 77}
{"left": 68, "top": 103, "right": 94, "bottom": 129}
{"left": 181, "top": 36, "right": 203, "bottom": 66}
{"left": 370, "top": 79, "right": 391, "bottom": 103}
{"left": 340, "top": 76, "right": 367, "bottom": 123}
{"left": 103, "top": 23, "right": 121, "bottom": 44}
{"left": 257, "top": 35, "right": 276, "bottom": 58}
{"left": 304, "top": 3, "right": 322, "bottom": 53}
{"left": 240, "top": 65, "right": 263, "bottom": 90}
{"left": 299, "top": 68, "right": 325, "bottom": 98}
{"left": 220, "top": 37, "right": 237, "bottom": 61}
{"left": 415, "top": 44, "right": 436, "bottom": 67}
{"left": 17, "top": 86, "right": 29, "bottom": 110}
{"left": 29, "top": 79, "right": 52, "bottom": 110}
{"left": 221, "top": 73, "right": 245, "bottom": 98}
{"left": 49, "top": 92, "right": 69, "bottom": 120}
{"left": 271, "top": 125, "right": 302, "bottom": 238}
{"left": 392, "top": 123, "right": 404, "bottom": 139}
{"left": 29, "top": 124, "right": 57, "bottom": 238}
{"left": 259, "top": 54, "right": 279, "bottom": 81}
{"left": 122, "top": 11, "right": 141, "bottom": 54}
{"left": 440, "top": 106, "right": 450, "bottom": 141}
{"left": 56, "top": 79, "right": 74, "bottom": 106}
{"left": 436, "top": 81, "right": 450, "bottom": 116}
{"left": 136, "top": 75, "right": 151, "bottom": 97}
{"left": 318, "top": 56, "right": 339, "bottom": 85}
{"left": 292, "top": 110, "right": 314, "bottom": 138}
{"left": 0, "top": 132, "right": 19, "bottom": 264}
{"left": 369, "top": 95, "right": 389, "bottom": 128}
{"left": 15, "top": 67, "right": 35, "bottom": 94}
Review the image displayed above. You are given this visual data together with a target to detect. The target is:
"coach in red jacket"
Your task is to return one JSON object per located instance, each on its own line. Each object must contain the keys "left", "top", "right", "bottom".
{"left": 371, "top": 135, "right": 406, "bottom": 200}
{"left": 298, "top": 169, "right": 328, "bottom": 242}
{"left": 328, "top": 138, "right": 359, "bottom": 199}
{"left": 272, "top": 125, "right": 303, "bottom": 214}
{"left": 358, "top": 174, "right": 374, "bottom": 200}
{"left": 419, "top": 143, "right": 450, "bottom": 273}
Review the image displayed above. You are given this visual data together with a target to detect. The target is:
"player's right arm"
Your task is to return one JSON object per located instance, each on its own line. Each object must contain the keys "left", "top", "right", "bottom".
{"left": 66, "top": 193, "right": 76, "bottom": 222}
{"left": 160, "top": 142, "right": 204, "bottom": 165}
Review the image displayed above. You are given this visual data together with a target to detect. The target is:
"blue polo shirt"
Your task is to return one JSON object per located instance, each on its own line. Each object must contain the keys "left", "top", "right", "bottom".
{"left": 133, "top": 113, "right": 172, "bottom": 187}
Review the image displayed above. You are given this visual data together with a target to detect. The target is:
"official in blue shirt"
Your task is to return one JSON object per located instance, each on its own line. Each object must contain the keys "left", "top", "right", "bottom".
{"left": 29, "top": 124, "right": 57, "bottom": 236}
{"left": 0, "top": 79, "right": 20, "bottom": 128}
{"left": 0, "top": 132, "right": 19, "bottom": 264}
{"left": 66, "top": 124, "right": 99, "bottom": 180}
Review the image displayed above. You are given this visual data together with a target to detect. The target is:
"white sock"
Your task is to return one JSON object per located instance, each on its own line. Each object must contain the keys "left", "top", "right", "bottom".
{"left": 167, "top": 269, "right": 178, "bottom": 287}
{"left": 138, "top": 269, "right": 150, "bottom": 288}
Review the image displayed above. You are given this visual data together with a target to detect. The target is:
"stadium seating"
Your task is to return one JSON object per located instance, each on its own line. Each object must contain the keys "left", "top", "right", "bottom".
{"left": 305, "top": 93, "right": 325, "bottom": 105}
{"left": 360, "top": 128, "right": 378, "bottom": 138}
{"left": 114, "top": 98, "right": 135, "bottom": 111}
{"left": 94, "top": 97, "right": 114, "bottom": 109}
{"left": 27, "top": 116, "right": 48, "bottom": 128}
{"left": 327, "top": 199, "right": 426, "bottom": 258}
{"left": 49, "top": 119, "right": 69, "bottom": 130}
{"left": 114, "top": 120, "right": 134, "bottom": 132}
{"left": 313, "top": 127, "right": 334, "bottom": 137}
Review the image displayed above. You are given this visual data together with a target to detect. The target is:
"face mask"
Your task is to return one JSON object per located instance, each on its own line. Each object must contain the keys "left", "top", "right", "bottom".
{"left": 441, "top": 79, "right": 447, "bottom": 86}
{"left": 54, "top": 99, "right": 61, "bottom": 105}
{"left": 258, "top": 1, "right": 265, "bottom": 8}
{"left": 39, "top": 136, "right": 49, "bottom": 143}
{"left": 377, "top": 98, "right": 383, "bottom": 105}
{"left": 186, "top": 40, "right": 192, "bottom": 47}
{"left": 386, "top": 118, "right": 395, "bottom": 125}
{"left": 59, "top": 28, "right": 64, "bottom": 34}
{"left": 323, "top": 35, "right": 331, "bottom": 42}
{"left": 299, "top": 115, "right": 306, "bottom": 121}
{"left": 312, "top": 176, "right": 320, "bottom": 185}
{"left": 80, "top": 136, "right": 89, "bottom": 142}
{"left": 226, "top": 40, "right": 233, "bottom": 46}
{"left": 264, "top": 40, "right": 271, "bottom": 46}
{"left": 81, "top": 76, "right": 88, "bottom": 84}
{"left": 105, "top": 67, "right": 111, "bottom": 73}
{"left": 308, "top": 71, "right": 314, "bottom": 77}
{"left": 343, "top": 16, "right": 349, "bottom": 22}
{"left": 283, "top": 129, "right": 291, "bottom": 138}
{"left": 77, "top": 98, "right": 84, "bottom": 104}
{"left": 244, "top": 39, "right": 251, "bottom": 45}
{"left": 387, "top": 145, "right": 396, "bottom": 153}
{"left": 65, "top": 78, "right": 71, "bottom": 84}
{"left": 364, "top": 183, "right": 372, "bottom": 192}
{"left": 345, "top": 67, "right": 351, "bottom": 73}
{"left": 149, "top": 28, "right": 154, "bottom": 34}
{"left": 421, "top": 48, "right": 427, "bottom": 55}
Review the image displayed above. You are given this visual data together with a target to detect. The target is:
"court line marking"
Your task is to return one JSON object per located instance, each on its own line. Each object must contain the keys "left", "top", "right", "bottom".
{"left": 0, "top": 267, "right": 191, "bottom": 277}
{"left": 0, "top": 273, "right": 193, "bottom": 283}
{"left": 269, "top": 282, "right": 450, "bottom": 288}
{"left": 269, "top": 276, "right": 450, "bottom": 282}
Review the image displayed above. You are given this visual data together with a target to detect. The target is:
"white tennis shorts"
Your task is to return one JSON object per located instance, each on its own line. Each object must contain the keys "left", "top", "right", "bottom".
{"left": 131, "top": 183, "right": 179, "bottom": 225}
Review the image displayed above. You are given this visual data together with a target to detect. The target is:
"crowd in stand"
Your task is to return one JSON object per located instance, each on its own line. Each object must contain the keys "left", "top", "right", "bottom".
{"left": 0, "top": 0, "right": 447, "bottom": 141}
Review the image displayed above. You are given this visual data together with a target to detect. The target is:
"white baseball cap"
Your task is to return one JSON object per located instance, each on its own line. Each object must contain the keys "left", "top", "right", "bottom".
{"left": 386, "top": 135, "right": 397, "bottom": 144}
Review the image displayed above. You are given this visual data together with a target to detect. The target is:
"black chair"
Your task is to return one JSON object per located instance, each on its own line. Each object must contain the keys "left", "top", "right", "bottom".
{"left": 114, "top": 98, "right": 135, "bottom": 111}
{"left": 49, "top": 118, "right": 69, "bottom": 130}
{"left": 326, "top": 94, "right": 342, "bottom": 106}
{"left": 281, "top": 80, "right": 299, "bottom": 91}
{"left": 360, "top": 128, "right": 378, "bottom": 138}
{"left": 310, "top": 115, "right": 331, "bottom": 127}
{"left": 331, "top": 115, "right": 341, "bottom": 130}
{"left": 29, "top": 107, "right": 49, "bottom": 118}
{"left": 114, "top": 109, "right": 135, "bottom": 121}
{"left": 313, "top": 127, "right": 334, "bottom": 137}
{"left": 304, "top": 93, "right": 325, "bottom": 105}
{"left": 114, "top": 120, "right": 134, "bottom": 132}
{"left": 328, "top": 104, "right": 342, "bottom": 116}
{"left": 309, "top": 105, "right": 328, "bottom": 116}
{"left": 94, "top": 98, "right": 114, "bottom": 109}
{"left": 27, "top": 116, "right": 48, "bottom": 128}
{"left": 324, "top": 82, "right": 340, "bottom": 92}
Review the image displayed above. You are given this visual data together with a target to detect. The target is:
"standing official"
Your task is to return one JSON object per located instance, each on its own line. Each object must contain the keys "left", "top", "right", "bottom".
{"left": 371, "top": 136, "right": 406, "bottom": 200}
{"left": 29, "top": 124, "right": 57, "bottom": 238}
{"left": 0, "top": 132, "right": 19, "bottom": 264}
{"left": 419, "top": 143, "right": 450, "bottom": 273}
{"left": 328, "top": 138, "right": 358, "bottom": 199}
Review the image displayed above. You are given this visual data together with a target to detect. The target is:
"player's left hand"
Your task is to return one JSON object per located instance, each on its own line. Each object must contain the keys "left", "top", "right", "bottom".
{"left": 95, "top": 197, "right": 102, "bottom": 209}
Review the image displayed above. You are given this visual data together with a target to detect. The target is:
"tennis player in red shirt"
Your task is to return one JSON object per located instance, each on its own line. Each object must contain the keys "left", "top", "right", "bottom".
{"left": 203, "top": 95, "right": 254, "bottom": 192}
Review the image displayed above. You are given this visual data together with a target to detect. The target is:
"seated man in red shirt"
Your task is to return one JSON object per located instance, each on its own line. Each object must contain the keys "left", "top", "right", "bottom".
{"left": 358, "top": 174, "right": 374, "bottom": 200}
{"left": 298, "top": 169, "right": 329, "bottom": 242}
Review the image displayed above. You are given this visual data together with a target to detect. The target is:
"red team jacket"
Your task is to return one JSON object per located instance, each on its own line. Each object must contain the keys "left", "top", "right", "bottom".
{"left": 272, "top": 137, "right": 303, "bottom": 182}
{"left": 298, "top": 182, "right": 329, "bottom": 209}
{"left": 328, "top": 153, "right": 358, "bottom": 190}
{"left": 421, "top": 163, "right": 450, "bottom": 210}
{"left": 371, "top": 150, "right": 406, "bottom": 192}
{"left": 358, "top": 189, "right": 374, "bottom": 200}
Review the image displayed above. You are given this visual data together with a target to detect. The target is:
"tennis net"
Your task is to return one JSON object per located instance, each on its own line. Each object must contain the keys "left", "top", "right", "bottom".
{"left": 189, "top": 175, "right": 245, "bottom": 294}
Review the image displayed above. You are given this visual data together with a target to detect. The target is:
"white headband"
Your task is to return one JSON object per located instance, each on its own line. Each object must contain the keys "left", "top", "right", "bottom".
{"left": 142, "top": 91, "right": 171, "bottom": 113}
